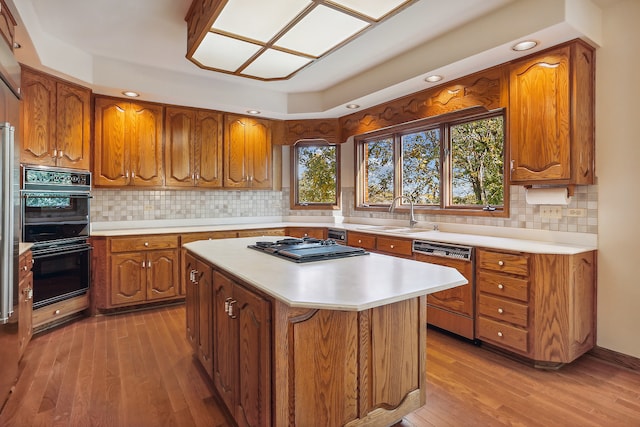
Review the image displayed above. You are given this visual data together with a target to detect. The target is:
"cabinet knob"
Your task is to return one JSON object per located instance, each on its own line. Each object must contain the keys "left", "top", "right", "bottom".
{"left": 144, "top": 242, "right": 149, "bottom": 247}
{"left": 22, "top": 265, "right": 28, "bottom": 271}
{"left": 54, "top": 309, "right": 61, "bottom": 315}
{"left": 390, "top": 245, "right": 395, "bottom": 249}
{"left": 498, "top": 308, "right": 504, "bottom": 314}
{"left": 141, "top": 261, "right": 146, "bottom": 268}
{"left": 498, "top": 260, "right": 504, "bottom": 266}
{"left": 358, "top": 239, "right": 362, "bottom": 244}
{"left": 52, "top": 149, "right": 57, "bottom": 159}
{"left": 498, "top": 284, "right": 504, "bottom": 290}
{"left": 497, "top": 331, "right": 503, "bottom": 337}
{"left": 58, "top": 150, "right": 64, "bottom": 158}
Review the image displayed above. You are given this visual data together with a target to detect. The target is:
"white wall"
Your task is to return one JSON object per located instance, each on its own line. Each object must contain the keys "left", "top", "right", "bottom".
{"left": 595, "top": 0, "right": 640, "bottom": 358}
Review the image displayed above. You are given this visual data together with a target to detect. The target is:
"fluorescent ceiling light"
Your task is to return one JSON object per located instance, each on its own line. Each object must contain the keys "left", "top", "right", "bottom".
{"left": 186, "top": 0, "right": 416, "bottom": 81}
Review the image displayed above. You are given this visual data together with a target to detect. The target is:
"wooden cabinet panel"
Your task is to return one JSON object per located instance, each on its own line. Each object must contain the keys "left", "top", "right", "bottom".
{"left": 196, "top": 259, "right": 213, "bottom": 377}
{"left": 181, "top": 231, "right": 238, "bottom": 245}
{"left": 286, "top": 227, "right": 325, "bottom": 239}
{"left": 55, "top": 82, "right": 91, "bottom": 169}
{"left": 509, "top": 41, "right": 594, "bottom": 185}
{"left": 110, "top": 252, "right": 146, "bottom": 305}
{"left": 196, "top": 110, "right": 223, "bottom": 187}
{"left": 224, "top": 114, "right": 273, "bottom": 189}
{"left": 237, "top": 228, "right": 285, "bottom": 238}
{"left": 478, "top": 294, "right": 528, "bottom": 327}
{"left": 146, "top": 249, "right": 179, "bottom": 300}
{"left": 184, "top": 252, "right": 198, "bottom": 350}
{"left": 18, "top": 251, "right": 33, "bottom": 359}
{"left": 477, "top": 316, "right": 528, "bottom": 353}
{"left": 94, "top": 97, "right": 164, "bottom": 187}
{"left": 212, "top": 271, "right": 237, "bottom": 411}
{"left": 477, "top": 270, "right": 528, "bottom": 302}
{"left": 417, "top": 253, "right": 474, "bottom": 318}
{"left": 165, "top": 107, "right": 195, "bottom": 187}
{"left": 476, "top": 249, "right": 529, "bottom": 276}
{"left": 21, "top": 67, "right": 91, "bottom": 169}
{"left": 110, "top": 235, "right": 179, "bottom": 253}
{"left": 347, "top": 231, "right": 376, "bottom": 250}
{"left": 376, "top": 236, "right": 412, "bottom": 257}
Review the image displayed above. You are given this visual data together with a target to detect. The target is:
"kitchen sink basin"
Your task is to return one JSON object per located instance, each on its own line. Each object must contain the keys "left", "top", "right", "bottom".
{"left": 356, "top": 225, "right": 432, "bottom": 234}
{"left": 356, "top": 225, "right": 405, "bottom": 232}
{"left": 387, "top": 227, "right": 433, "bottom": 234}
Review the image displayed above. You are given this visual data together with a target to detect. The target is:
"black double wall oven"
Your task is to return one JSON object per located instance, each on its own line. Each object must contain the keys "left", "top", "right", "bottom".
{"left": 21, "top": 166, "right": 91, "bottom": 309}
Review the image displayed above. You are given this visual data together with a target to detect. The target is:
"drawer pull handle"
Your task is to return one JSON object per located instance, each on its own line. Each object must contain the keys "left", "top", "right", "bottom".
{"left": 498, "top": 308, "right": 504, "bottom": 314}
{"left": 497, "top": 331, "right": 503, "bottom": 337}
{"left": 54, "top": 309, "right": 61, "bottom": 315}
{"left": 22, "top": 265, "right": 28, "bottom": 271}
{"left": 498, "top": 284, "right": 504, "bottom": 290}
{"left": 498, "top": 260, "right": 504, "bottom": 266}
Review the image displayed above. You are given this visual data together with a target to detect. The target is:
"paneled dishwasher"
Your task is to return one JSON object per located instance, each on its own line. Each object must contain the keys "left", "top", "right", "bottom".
{"left": 413, "top": 240, "right": 475, "bottom": 340}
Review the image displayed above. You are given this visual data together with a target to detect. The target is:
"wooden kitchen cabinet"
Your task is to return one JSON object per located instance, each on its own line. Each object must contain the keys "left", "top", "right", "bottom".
{"left": 212, "top": 270, "right": 271, "bottom": 427}
{"left": 508, "top": 40, "right": 595, "bottom": 185}
{"left": 286, "top": 226, "right": 325, "bottom": 239}
{"left": 165, "top": 106, "right": 223, "bottom": 188}
{"left": 184, "top": 252, "right": 214, "bottom": 378}
{"left": 223, "top": 114, "right": 273, "bottom": 189}
{"left": 21, "top": 66, "right": 91, "bottom": 170}
{"left": 93, "top": 96, "right": 164, "bottom": 187}
{"left": 18, "top": 250, "right": 33, "bottom": 359}
{"left": 347, "top": 231, "right": 412, "bottom": 257}
{"left": 106, "top": 235, "right": 180, "bottom": 307}
{"left": 475, "top": 248, "right": 596, "bottom": 365}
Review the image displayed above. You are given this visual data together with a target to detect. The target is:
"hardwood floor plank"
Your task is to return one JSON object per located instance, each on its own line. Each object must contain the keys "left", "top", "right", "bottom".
{"left": 3, "top": 305, "right": 640, "bottom": 426}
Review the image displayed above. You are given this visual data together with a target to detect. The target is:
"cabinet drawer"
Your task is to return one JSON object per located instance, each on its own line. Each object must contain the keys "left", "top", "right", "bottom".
{"left": 181, "top": 231, "right": 238, "bottom": 245}
{"left": 477, "top": 249, "right": 529, "bottom": 276}
{"left": 477, "top": 271, "right": 529, "bottom": 302}
{"left": 478, "top": 294, "right": 528, "bottom": 327}
{"left": 477, "top": 316, "right": 528, "bottom": 353}
{"left": 376, "top": 236, "right": 412, "bottom": 256}
{"left": 33, "top": 293, "right": 89, "bottom": 329}
{"left": 347, "top": 232, "right": 376, "bottom": 250}
{"left": 237, "top": 228, "right": 286, "bottom": 237}
{"left": 110, "top": 235, "right": 179, "bottom": 252}
{"left": 19, "top": 251, "right": 33, "bottom": 280}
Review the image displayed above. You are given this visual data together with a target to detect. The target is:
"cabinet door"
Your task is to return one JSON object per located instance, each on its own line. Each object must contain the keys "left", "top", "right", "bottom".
{"left": 94, "top": 98, "right": 130, "bottom": 186}
{"left": 56, "top": 82, "right": 91, "bottom": 170}
{"left": 146, "top": 249, "right": 179, "bottom": 300}
{"left": 21, "top": 68, "right": 57, "bottom": 166}
{"left": 509, "top": 47, "right": 570, "bottom": 182}
{"left": 110, "top": 252, "right": 146, "bottom": 305}
{"left": 196, "top": 259, "right": 213, "bottom": 378}
{"left": 234, "top": 283, "right": 271, "bottom": 427}
{"left": 224, "top": 115, "right": 249, "bottom": 188}
{"left": 18, "top": 271, "right": 33, "bottom": 358}
{"left": 246, "top": 118, "right": 272, "bottom": 188}
{"left": 184, "top": 252, "right": 198, "bottom": 351}
{"left": 130, "top": 102, "right": 164, "bottom": 186}
{"left": 165, "top": 107, "right": 195, "bottom": 187}
{"left": 424, "top": 256, "right": 474, "bottom": 317}
{"left": 212, "top": 271, "right": 237, "bottom": 412}
{"left": 195, "top": 110, "right": 223, "bottom": 188}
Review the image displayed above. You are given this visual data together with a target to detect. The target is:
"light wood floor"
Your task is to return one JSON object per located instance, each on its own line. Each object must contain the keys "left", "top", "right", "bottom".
{"left": 1, "top": 304, "right": 639, "bottom": 427}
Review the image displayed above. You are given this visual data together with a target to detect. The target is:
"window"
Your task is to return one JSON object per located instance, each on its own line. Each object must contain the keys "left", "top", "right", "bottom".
{"left": 356, "top": 110, "right": 505, "bottom": 214}
{"left": 292, "top": 140, "right": 340, "bottom": 209}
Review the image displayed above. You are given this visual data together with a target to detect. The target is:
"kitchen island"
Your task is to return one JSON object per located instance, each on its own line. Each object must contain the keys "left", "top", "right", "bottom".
{"left": 184, "top": 237, "right": 467, "bottom": 427}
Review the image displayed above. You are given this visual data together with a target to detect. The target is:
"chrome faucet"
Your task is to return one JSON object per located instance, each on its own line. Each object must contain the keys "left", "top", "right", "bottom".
{"left": 389, "top": 195, "right": 418, "bottom": 228}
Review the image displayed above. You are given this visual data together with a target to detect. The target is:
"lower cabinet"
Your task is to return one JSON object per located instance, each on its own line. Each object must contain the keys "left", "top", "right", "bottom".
{"left": 18, "top": 250, "right": 34, "bottom": 358}
{"left": 475, "top": 248, "right": 596, "bottom": 365}
{"left": 92, "top": 235, "right": 181, "bottom": 310}
{"left": 212, "top": 270, "right": 271, "bottom": 427}
{"left": 184, "top": 252, "right": 214, "bottom": 378}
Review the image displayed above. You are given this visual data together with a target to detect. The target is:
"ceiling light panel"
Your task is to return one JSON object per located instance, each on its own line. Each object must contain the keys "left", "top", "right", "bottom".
{"left": 192, "top": 32, "right": 262, "bottom": 71}
{"left": 328, "top": 0, "right": 412, "bottom": 20}
{"left": 213, "top": 0, "right": 312, "bottom": 43}
{"left": 275, "top": 5, "right": 369, "bottom": 57}
{"left": 242, "top": 49, "right": 312, "bottom": 79}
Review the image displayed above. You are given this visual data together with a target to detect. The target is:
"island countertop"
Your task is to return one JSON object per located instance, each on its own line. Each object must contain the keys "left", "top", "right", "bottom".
{"left": 184, "top": 236, "right": 467, "bottom": 311}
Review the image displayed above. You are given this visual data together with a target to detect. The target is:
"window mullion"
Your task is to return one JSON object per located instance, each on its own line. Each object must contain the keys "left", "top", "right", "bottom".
{"left": 442, "top": 124, "right": 451, "bottom": 208}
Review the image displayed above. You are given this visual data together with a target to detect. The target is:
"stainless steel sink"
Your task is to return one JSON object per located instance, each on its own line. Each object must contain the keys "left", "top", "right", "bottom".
{"left": 355, "top": 225, "right": 432, "bottom": 234}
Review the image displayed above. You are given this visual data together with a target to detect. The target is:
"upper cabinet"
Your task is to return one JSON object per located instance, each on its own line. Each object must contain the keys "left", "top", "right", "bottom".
{"left": 508, "top": 41, "right": 595, "bottom": 185}
{"left": 165, "top": 106, "right": 223, "bottom": 188}
{"left": 224, "top": 114, "right": 272, "bottom": 189}
{"left": 94, "top": 96, "right": 164, "bottom": 187}
{"left": 21, "top": 67, "right": 91, "bottom": 170}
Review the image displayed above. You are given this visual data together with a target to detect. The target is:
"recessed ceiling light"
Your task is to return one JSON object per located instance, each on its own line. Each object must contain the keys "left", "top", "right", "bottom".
{"left": 246, "top": 109, "right": 261, "bottom": 115}
{"left": 424, "top": 75, "right": 443, "bottom": 83}
{"left": 346, "top": 104, "right": 360, "bottom": 109}
{"left": 511, "top": 40, "right": 538, "bottom": 51}
{"left": 122, "top": 91, "right": 140, "bottom": 97}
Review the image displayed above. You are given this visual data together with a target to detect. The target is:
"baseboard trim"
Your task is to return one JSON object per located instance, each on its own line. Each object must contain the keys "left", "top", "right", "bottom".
{"left": 589, "top": 346, "right": 640, "bottom": 372}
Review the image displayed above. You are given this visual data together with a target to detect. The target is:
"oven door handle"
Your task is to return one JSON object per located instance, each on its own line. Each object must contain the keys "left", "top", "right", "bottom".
{"left": 32, "top": 244, "right": 92, "bottom": 258}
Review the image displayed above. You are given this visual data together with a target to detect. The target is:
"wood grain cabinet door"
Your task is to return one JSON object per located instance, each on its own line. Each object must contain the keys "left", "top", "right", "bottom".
{"left": 224, "top": 114, "right": 272, "bottom": 189}
{"left": 212, "top": 271, "right": 237, "bottom": 412}
{"left": 224, "top": 115, "right": 249, "bottom": 188}
{"left": 129, "top": 102, "right": 164, "bottom": 186}
{"left": 184, "top": 252, "right": 198, "bottom": 351}
{"left": 146, "top": 249, "right": 179, "bottom": 301}
{"left": 246, "top": 118, "right": 272, "bottom": 189}
{"left": 94, "top": 98, "right": 130, "bottom": 186}
{"left": 55, "top": 82, "right": 91, "bottom": 170}
{"left": 110, "top": 252, "right": 146, "bottom": 305}
{"left": 165, "top": 107, "right": 195, "bottom": 187}
{"left": 21, "top": 68, "right": 57, "bottom": 166}
{"left": 196, "top": 259, "right": 213, "bottom": 378}
{"left": 195, "top": 110, "right": 223, "bottom": 188}
{"left": 509, "top": 47, "right": 570, "bottom": 182}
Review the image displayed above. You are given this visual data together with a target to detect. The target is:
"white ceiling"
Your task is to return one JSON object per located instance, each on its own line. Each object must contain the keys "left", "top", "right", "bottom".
{"left": 7, "top": 0, "right": 613, "bottom": 119}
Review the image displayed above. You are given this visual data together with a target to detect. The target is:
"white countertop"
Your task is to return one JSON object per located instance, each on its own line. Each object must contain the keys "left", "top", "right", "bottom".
{"left": 184, "top": 237, "right": 468, "bottom": 311}
{"left": 19, "top": 242, "right": 34, "bottom": 255}
{"left": 92, "top": 220, "right": 596, "bottom": 255}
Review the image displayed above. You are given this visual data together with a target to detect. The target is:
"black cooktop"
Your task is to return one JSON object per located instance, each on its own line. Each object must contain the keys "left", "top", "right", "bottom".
{"left": 248, "top": 237, "right": 368, "bottom": 263}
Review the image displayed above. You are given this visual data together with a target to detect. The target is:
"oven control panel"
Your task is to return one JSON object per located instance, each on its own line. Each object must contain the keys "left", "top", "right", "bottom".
{"left": 22, "top": 165, "right": 91, "bottom": 191}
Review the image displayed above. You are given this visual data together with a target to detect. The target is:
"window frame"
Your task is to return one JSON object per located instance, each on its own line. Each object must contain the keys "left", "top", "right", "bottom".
{"left": 290, "top": 139, "right": 341, "bottom": 210}
{"left": 354, "top": 108, "right": 508, "bottom": 217}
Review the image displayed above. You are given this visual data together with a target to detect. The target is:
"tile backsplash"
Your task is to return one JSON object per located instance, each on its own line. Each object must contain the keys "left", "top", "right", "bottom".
{"left": 92, "top": 185, "right": 597, "bottom": 234}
